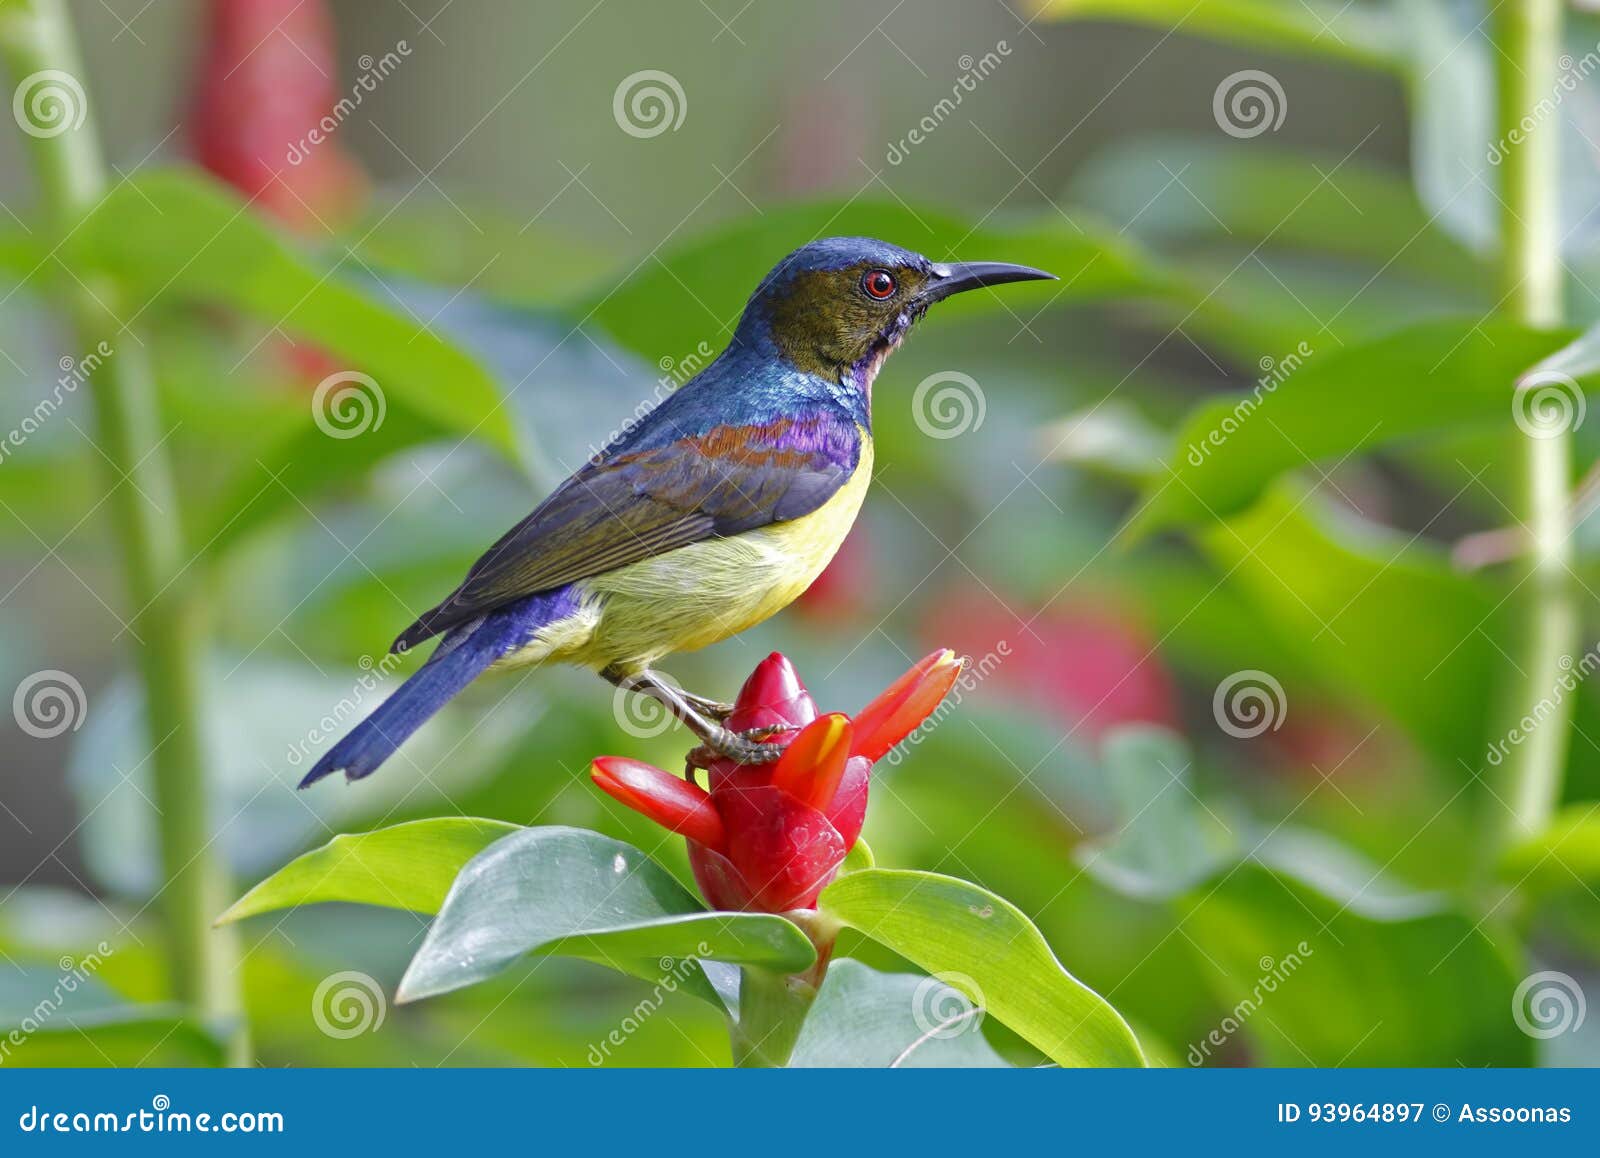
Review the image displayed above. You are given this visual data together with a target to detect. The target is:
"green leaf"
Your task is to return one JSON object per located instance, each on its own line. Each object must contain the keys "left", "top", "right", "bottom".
{"left": 788, "top": 960, "right": 1012, "bottom": 1067}
{"left": 583, "top": 199, "right": 1177, "bottom": 362}
{"left": 841, "top": 836, "right": 875, "bottom": 874}
{"left": 819, "top": 867, "right": 1145, "bottom": 1067}
{"left": 65, "top": 168, "right": 518, "bottom": 457}
{"left": 0, "top": 1006, "right": 225, "bottom": 1067}
{"left": 1078, "top": 731, "right": 1530, "bottom": 1064}
{"left": 397, "top": 826, "right": 815, "bottom": 1004}
{"left": 1196, "top": 485, "right": 1502, "bottom": 768}
{"left": 219, "top": 818, "right": 522, "bottom": 924}
{"left": 1069, "top": 137, "right": 1487, "bottom": 291}
{"left": 1502, "top": 803, "right": 1600, "bottom": 900}
{"left": 1033, "top": 0, "right": 1402, "bottom": 69}
{"left": 1126, "top": 318, "right": 1574, "bottom": 540}
{"left": 1074, "top": 726, "right": 1233, "bottom": 898}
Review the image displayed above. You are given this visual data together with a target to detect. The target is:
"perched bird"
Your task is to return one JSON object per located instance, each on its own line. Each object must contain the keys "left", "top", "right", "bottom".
{"left": 300, "top": 237, "right": 1052, "bottom": 787}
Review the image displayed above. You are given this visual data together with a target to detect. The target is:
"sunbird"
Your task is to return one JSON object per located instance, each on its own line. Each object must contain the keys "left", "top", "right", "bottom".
{"left": 300, "top": 237, "right": 1052, "bottom": 787}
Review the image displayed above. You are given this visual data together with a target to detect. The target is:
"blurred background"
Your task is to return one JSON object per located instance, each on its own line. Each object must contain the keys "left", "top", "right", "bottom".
{"left": 1, "top": 0, "right": 1597, "bottom": 1066}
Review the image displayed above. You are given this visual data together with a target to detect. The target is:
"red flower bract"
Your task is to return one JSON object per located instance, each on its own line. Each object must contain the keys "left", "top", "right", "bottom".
{"left": 591, "top": 650, "right": 961, "bottom": 913}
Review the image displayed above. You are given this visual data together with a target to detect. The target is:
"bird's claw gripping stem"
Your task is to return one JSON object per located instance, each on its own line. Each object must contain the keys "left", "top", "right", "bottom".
{"left": 602, "top": 665, "right": 780, "bottom": 766}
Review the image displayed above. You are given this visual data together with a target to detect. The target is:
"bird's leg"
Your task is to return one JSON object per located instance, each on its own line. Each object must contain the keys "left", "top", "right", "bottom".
{"left": 601, "top": 665, "right": 781, "bottom": 765}
{"left": 678, "top": 689, "right": 735, "bottom": 721}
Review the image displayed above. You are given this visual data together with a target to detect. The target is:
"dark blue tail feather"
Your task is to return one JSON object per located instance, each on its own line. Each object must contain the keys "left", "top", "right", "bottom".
{"left": 298, "top": 586, "right": 582, "bottom": 787}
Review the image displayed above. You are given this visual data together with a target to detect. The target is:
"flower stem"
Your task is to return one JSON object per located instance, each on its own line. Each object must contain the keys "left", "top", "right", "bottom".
{"left": 0, "top": 0, "right": 248, "bottom": 1064}
{"left": 1493, "top": 0, "right": 1574, "bottom": 852}
{"left": 730, "top": 965, "right": 818, "bottom": 1067}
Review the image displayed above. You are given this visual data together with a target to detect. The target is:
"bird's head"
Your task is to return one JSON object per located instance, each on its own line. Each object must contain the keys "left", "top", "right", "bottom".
{"left": 734, "top": 236, "right": 1054, "bottom": 386}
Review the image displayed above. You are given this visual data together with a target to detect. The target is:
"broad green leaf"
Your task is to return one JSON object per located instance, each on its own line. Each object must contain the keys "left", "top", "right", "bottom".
{"left": 397, "top": 826, "right": 815, "bottom": 1004}
{"left": 1076, "top": 730, "right": 1529, "bottom": 1064}
{"left": 1502, "top": 803, "right": 1600, "bottom": 899}
{"left": 819, "top": 867, "right": 1145, "bottom": 1067}
{"left": 1197, "top": 485, "right": 1501, "bottom": 768}
{"left": 1126, "top": 318, "right": 1574, "bottom": 539}
{"left": 1179, "top": 862, "right": 1530, "bottom": 1066}
{"left": 789, "top": 960, "right": 1011, "bottom": 1068}
{"left": 219, "top": 818, "right": 522, "bottom": 924}
{"left": 65, "top": 168, "right": 517, "bottom": 457}
{"left": 583, "top": 199, "right": 1178, "bottom": 362}
{"left": 1033, "top": 0, "right": 1401, "bottom": 69}
{"left": 0, "top": 1005, "right": 225, "bottom": 1067}
{"left": 841, "top": 837, "right": 875, "bottom": 874}
{"left": 1074, "top": 727, "right": 1232, "bottom": 898}
{"left": 1069, "top": 138, "right": 1486, "bottom": 290}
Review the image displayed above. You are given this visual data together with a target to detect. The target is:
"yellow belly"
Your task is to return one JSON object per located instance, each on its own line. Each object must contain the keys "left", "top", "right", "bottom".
{"left": 495, "top": 436, "right": 873, "bottom": 674}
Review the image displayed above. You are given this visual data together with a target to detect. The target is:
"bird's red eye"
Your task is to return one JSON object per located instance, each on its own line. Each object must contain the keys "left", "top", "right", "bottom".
{"left": 862, "top": 269, "right": 897, "bottom": 299}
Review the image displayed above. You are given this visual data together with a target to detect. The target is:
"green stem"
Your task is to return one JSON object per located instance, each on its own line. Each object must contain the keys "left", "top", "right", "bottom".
{"left": 0, "top": 0, "right": 248, "bottom": 1064}
{"left": 731, "top": 964, "right": 818, "bottom": 1068}
{"left": 1493, "top": 0, "right": 1574, "bottom": 851}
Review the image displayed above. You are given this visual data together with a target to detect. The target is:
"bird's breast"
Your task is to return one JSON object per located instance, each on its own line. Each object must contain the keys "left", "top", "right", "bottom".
{"left": 572, "top": 434, "right": 875, "bottom": 666}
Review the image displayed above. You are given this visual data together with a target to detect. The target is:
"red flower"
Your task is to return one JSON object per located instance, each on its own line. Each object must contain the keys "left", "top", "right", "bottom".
{"left": 591, "top": 650, "right": 961, "bottom": 913}
{"left": 189, "top": 0, "right": 367, "bottom": 231}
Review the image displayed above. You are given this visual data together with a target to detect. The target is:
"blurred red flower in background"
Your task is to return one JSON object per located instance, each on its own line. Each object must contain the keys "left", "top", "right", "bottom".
{"left": 923, "top": 589, "right": 1178, "bottom": 741}
{"left": 190, "top": 0, "right": 366, "bottom": 231}
{"left": 591, "top": 650, "right": 961, "bottom": 913}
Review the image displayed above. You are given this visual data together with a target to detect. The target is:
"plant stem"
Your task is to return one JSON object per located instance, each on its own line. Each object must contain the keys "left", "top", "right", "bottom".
{"left": 731, "top": 965, "right": 818, "bottom": 1067}
{"left": 0, "top": 0, "right": 248, "bottom": 1064}
{"left": 1493, "top": 0, "right": 1574, "bottom": 851}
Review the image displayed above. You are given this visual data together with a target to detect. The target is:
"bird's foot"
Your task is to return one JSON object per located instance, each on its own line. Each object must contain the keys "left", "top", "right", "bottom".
{"left": 685, "top": 725, "right": 788, "bottom": 770}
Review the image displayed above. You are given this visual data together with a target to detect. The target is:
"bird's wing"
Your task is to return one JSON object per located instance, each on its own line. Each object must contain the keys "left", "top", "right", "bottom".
{"left": 393, "top": 410, "right": 861, "bottom": 651}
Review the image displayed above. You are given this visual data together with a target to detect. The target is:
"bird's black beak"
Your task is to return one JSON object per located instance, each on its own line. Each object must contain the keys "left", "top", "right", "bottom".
{"left": 917, "top": 260, "right": 1057, "bottom": 305}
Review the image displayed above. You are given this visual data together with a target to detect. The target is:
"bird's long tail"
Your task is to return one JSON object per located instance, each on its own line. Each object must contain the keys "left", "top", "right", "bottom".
{"left": 297, "top": 588, "right": 576, "bottom": 787}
